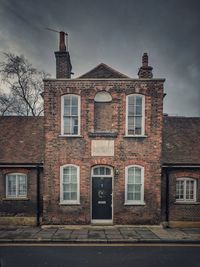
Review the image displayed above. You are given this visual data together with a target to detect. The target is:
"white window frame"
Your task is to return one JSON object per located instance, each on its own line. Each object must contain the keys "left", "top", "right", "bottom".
{"left": 6, "top": 173, "right": 27, "bottom": 198}
{"left": 61, "top": 94, "right": 81, "bottom": 136}
{"left": 125, "top": 165, "right": 145, "bottom": 205}
{"left": 60, "top": 164, "right": 80, "bottom": 205}
{"left": 125, "top": 94, "right": 145, "bottom": 136}
{"left": 176, "top": 178, "right": 197, "bottom": 203}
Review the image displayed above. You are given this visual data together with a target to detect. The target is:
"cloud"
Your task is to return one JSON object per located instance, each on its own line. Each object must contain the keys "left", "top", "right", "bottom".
{"left": 0, "top": 0, "right": 199, "bottom": 116}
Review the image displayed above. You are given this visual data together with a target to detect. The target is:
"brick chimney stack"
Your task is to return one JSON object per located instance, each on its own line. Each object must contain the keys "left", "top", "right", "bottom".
{"left": 55, "top": 31, "right": 72, "bottom": 78}
{"left": 138, "top": 53, "right": 153, "bottom": 79}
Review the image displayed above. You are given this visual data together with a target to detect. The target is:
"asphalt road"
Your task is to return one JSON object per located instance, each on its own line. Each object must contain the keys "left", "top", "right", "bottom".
{"left": 0, "top": 244, "right": 200, "bottom": 267}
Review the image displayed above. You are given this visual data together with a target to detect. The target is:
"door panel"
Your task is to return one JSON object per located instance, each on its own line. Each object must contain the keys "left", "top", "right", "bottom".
{"left": 92, "top": 177, "right": 112, "bottom": 220}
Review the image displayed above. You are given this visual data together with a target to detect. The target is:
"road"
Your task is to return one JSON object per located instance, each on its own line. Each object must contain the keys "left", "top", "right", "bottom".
{"left": 0, "top": 244, "right": 200, "bottom": 267}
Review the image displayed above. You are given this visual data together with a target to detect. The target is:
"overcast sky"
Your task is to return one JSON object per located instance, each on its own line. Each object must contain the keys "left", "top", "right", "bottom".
{"left": 0, "top": 0, "right": 199, "bottom": 116}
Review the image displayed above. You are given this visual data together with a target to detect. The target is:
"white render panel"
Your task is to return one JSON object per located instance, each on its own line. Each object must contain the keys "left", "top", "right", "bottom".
{"left": 91, "top": 140, "right": 114, "bottom": 156}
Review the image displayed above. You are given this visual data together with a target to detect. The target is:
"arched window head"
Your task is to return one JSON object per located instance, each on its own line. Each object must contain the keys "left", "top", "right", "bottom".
{"left": 94, "top": 91, "right": 112, "bottom": 102}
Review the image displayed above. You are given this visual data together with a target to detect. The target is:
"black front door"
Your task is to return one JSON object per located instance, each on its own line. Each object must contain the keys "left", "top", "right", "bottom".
{"left": 92, "top": 177, "right": 112, "bottom": 220}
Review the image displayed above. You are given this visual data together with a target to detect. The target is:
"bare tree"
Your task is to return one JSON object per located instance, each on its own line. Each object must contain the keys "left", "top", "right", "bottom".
{"left": 0, "top": 53, "right": 49, "bottom": 116}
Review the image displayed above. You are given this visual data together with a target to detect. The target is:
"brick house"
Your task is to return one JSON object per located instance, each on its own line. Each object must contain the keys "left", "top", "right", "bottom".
{"left": 0, "top": 32, "right": 199, "bottom": 227}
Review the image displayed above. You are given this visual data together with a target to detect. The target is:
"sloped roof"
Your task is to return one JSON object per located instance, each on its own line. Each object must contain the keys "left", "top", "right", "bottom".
{"left": 78, "top": 63, "right": 129, "bottom": 78}
{"left": 0, "top": 115, "right": 200, "bottom": 166}
{"left": 162, "top": 116, "right": 200, "bottom": 165}
{"left": 0, "top": 116, "right": 44, "bottom": 164}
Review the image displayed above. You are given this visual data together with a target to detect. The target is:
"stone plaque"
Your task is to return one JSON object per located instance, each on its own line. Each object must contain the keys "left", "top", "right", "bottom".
{"left": 91, "top": 140, "right": 114, "bottom": 156}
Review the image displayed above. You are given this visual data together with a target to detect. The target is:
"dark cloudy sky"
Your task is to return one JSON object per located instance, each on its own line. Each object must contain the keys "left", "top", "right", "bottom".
{"left": 0, "top": 0, "right": 200, "bottom": 116}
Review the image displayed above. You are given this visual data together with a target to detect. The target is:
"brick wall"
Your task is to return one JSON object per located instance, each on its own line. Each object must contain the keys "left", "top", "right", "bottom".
{"left": 43, "top": 79, "right": 164, "bottom": 225}
{"left": 0, "top": 168, "right": 43, "bottom": 222}
{"left": 161, "top": 169, "right": 200, "bottom": 222}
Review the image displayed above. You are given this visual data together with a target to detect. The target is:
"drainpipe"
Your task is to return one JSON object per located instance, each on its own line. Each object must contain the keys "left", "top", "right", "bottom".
{"left": 165, "top": 168, "right": 169, "bottom": 227}
{"left": 36, "top": 165, "right": 41, "bottom": 226}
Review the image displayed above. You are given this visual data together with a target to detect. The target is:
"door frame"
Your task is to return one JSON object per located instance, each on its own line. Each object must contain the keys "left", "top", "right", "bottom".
{"left": 91, "top": 165, "right": 113, "bottom": 224}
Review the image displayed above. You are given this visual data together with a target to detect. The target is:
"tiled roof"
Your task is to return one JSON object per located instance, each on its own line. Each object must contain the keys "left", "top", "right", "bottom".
{"left": 162, "top": 116, "right": 200, "bottom": 165}
{"left": 78, "top": 63, "right": 129, "bottom": 78}
{"left": 0, "top": 116, "right": 44, "bottom": 164}
{"left": 0, "top": 115, "right": 200, "bottom": 166}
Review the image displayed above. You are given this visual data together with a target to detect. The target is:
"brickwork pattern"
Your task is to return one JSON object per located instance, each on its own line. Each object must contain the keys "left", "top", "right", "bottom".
{"left": 43, "top": 79, "right": 164, "bottom": 225}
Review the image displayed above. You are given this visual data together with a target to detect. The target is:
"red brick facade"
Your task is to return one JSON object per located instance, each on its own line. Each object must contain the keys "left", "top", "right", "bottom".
{"left": 42, "top": 79, "right": 164, "bottom": 224}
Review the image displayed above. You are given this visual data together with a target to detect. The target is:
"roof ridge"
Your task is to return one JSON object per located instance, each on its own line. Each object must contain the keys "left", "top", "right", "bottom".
{"left": 78, "top": 62, "right": 129, "bottom": 78}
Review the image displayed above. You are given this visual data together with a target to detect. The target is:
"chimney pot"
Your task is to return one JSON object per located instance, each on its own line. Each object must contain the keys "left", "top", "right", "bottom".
{"left": 59, "top": 31, "right": 66, "bottom": 52}
{"left": 142, "top": 53, "right": 148, "bottom": 67}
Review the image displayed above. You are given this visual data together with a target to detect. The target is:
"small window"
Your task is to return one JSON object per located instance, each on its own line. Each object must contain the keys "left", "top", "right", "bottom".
{"left": 61, "top": 94, "right": 80, "bottom": 136}
{"left": 126, "top": 94, "right": 145, "bottom": 136}
{"left": 60, "top": 165, "right": 80, "bottom": 204}
{"left": 176, "top": 178, "right": 197, "bottom": 203}
{"left": 125, "top": 166, "right": 144, "bottom": 205}
{"left": 92, "top": 166, "right": 112, "bottom": 176}
{"left": 6, "top": 173, "right": 27, "bottom": 198}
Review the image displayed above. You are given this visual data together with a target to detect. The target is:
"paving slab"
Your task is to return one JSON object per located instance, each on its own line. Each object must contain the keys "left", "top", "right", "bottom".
{"left": 0, "top": 226, "right": 200, "bottom": 244}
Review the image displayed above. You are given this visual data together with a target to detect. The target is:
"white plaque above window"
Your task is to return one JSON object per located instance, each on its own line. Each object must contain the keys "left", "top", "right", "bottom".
{"left": 91, "top": 140, "right": 114, "bottom": 156}
{"left": 94, "top": 91, "right": 112, "bottom": 102}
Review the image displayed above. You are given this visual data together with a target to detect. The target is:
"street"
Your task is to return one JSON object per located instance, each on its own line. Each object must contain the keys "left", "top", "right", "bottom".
{"left": 0, "top": 244, "right": 200, "bottom": 267}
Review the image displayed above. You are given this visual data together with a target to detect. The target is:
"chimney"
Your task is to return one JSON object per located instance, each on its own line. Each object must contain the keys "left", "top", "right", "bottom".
{"left": 55, "top": 31, "right": 72, "bottom": 78}
{"left": 138, "top": 53, "right": 153, "bottom": 79}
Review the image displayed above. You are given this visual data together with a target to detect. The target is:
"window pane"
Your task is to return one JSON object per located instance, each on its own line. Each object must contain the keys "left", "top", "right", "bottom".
{"left": 106, "top": 168, "right": 111, "bottom": 175}
{"left": 128, "top": 96, "right": 134, "bottom": 105}
{"left": 71, "top": 106, "right": 78, "bottom": 116}
{"left": 71, "top": 175, "right": 77, "bottom": 183}
{"left": 128, "top": 104, "right": 135, "bottom": 116}
{"left": 127, "top": 184, "right": 134, "bottom": 192}
{"left": 63, "top": 192, "right": 70, "bottom": 200}
{"left": 63, "top": 117, "right": 71, "bottom": 134}
{"left": 70, "top": 166, "right": 77, "bottom": 175}
{"left": 136, "top": 105, "right": 142, "bottom": 115}
{"left": 64, "top": 96, "right": 70, "bottom": 106}
{"left": 7, "top": 175, "right": 16, "bottom": 196}
{"left": 18, "top": 175, "right": 26, "bottom": 196}
{"left": 72, "top": 95, "right": 78, "bottom": 106}
{"left": 93, "top": 167, "right": 99, "bottom": 175}
{"left": 127, "top": 193, "right": 134, "bottom": 200}
{"left": 100, "top": 167, "right": 105, "bottom": 175}
{"left": 128, "top": 117, "right": 134, "bottom": 128}
{"left": 71, "top": 192, "right": 77, "bottom": 200}
{"left": 63, "top": 184, "right": 70, "bottom": 192}
{"left": 136, "top": 96, "right": 142, "bottom": 105}
{"left": 64, "top": 106, "right": 70, "bottom": 116}
{"left": 133, "top": 192, "right": 141, "bottom": 201}
{"left": 133, "top": 184, "right": 141, "bottom": 192}
{"left": 71, "top": 184, "right": 77, "bottom": 192}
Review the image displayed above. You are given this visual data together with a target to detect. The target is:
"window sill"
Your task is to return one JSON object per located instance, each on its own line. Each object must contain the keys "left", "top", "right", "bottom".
{"left": 89, "top": 132, "right": 118, "bottom": 138}
{"left": 59, "top": 135, "right": 83, "bottom": 138}
{"left": 124, "top": 202, "right": 146, "bottom": 206}
{"left": 59, "top": 202, "right": 80, "bottom": 205}
{"left": 175, "top": 201, "right": 199, "bottom": 205}
{"left": 124, "top": 135, "right": 147, "bottom": 138}
{"left": 2, "top": 197, "right": 29, "bottom": 201}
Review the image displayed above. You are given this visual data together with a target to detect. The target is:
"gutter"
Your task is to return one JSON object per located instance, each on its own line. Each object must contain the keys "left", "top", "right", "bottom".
{"left": 36, "top": 165, "right": 41, "bottom": 226}
{"left": 162, "top": 164, "right": 200, "bottom": 169}
{"left": 165, "top": 169, "right": 169, "bottom": 226}
{"left": 0, "top": 163, "right": 43, "bottom": 168}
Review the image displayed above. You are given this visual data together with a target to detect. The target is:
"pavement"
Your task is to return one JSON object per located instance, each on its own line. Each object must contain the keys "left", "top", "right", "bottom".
{"left": 0, "top": 225, "right": 200, "bottom": 244}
